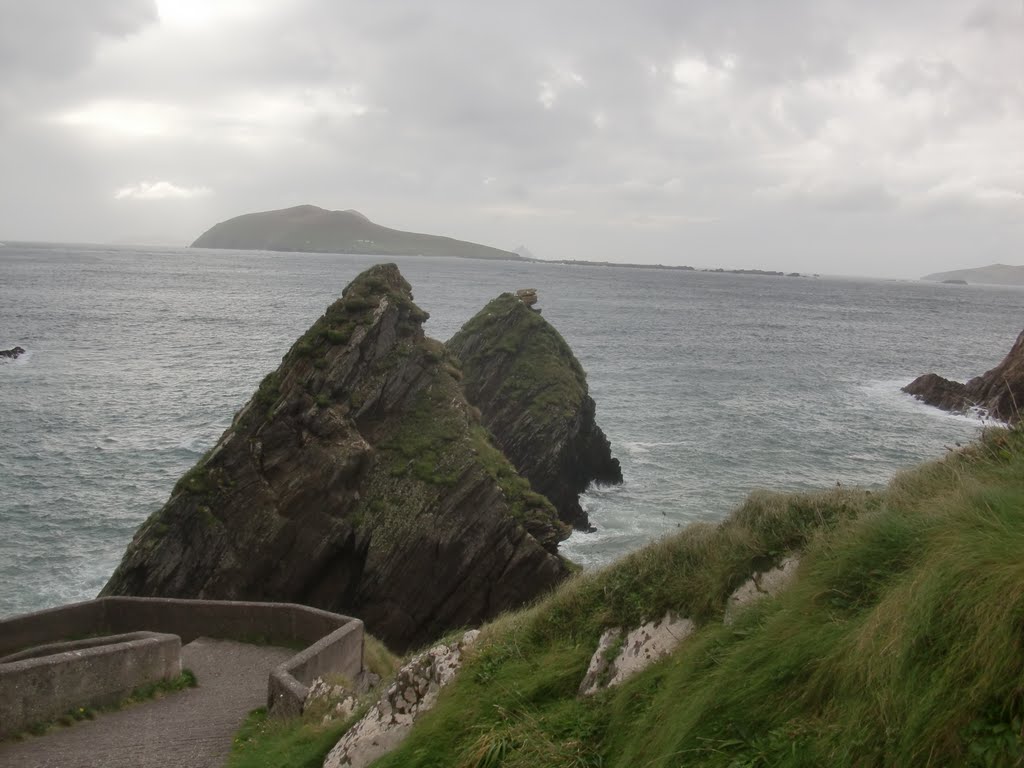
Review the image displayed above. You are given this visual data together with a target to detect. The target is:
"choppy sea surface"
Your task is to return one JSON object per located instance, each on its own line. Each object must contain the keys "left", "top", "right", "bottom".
{"left": 1, "top": 242, "right": 1020, "bottom": 618}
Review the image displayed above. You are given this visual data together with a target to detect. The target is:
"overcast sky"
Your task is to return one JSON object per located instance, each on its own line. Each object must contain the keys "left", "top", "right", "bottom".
{"left": 0, "top": 0, "right": 1021, "bottom": 277}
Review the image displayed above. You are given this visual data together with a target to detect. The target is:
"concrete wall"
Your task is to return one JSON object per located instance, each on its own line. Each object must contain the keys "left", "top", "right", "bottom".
{"left": 0, "top": 599, "right": 106, "bottom": 658}
{"left": 0, "top": 632, "right": 180, "bottom": 738}
{"left": 268, "top": 619, "right": 364, "bottom": 717}
{"left": 0, "top": 597, "right": 365, "bottom": 724}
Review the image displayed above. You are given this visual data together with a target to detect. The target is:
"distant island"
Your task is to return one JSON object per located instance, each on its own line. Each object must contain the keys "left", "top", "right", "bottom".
{"left": 191, "top": 205, "right": 525, "bottom": 261}
{"left": 922, "top": 264, "right": 1024, "bottom": 286}
{"left": 190, "top": 204, "right": 804, "bottom": 276}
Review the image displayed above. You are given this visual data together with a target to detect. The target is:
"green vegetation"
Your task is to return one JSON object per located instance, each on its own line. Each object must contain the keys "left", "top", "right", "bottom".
{"left": 369, "top": 426, "right": 1024, "bottom": 768}
{"left": 379, "top": 373, "right": 465, "bottom": 487}
{"left": 448, "top": 294, "right": 587, "bottom": 424}
{"left": 226, "top": 635, "right": 399, "bottom": 768}
{"left": 6, "top": 670, "right": 197, "bottom": 742}
{"left": 470, "top": 425, "right": 567, "bottom": 545}
{"left": 227, "top": 707, "right": 358, "bottom": 768}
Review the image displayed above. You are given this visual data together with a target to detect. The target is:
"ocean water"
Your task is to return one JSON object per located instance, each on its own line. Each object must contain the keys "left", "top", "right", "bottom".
{"left": 1, "top": 242, "right": 1020, "bottom": 619}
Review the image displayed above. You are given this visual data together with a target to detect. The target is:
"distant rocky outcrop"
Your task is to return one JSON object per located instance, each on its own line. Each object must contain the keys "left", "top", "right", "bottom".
{"left": 191, "top": 205, "right": 524, "bottom": 261}
{"left": 447, "top": 292, "right": 622, "bottom": 531}
{"left": 903, "top": 329, "right": 1024, "bottom": 424}
{"left": 101, "top": 264, "right": 569, "bottom": 652}
{"left": 1, "top": 346, "right": 25, "bottom": 360}
{"left": 922, "top": 264, "right": 1024, "bottom": 286}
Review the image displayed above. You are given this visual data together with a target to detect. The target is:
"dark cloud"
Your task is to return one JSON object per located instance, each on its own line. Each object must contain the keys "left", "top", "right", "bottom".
{"left": 0, "top": 0, "right": 156, "bottom": 82}
{"left": 0, "top": 0, "right": 1020, "bottom": 276}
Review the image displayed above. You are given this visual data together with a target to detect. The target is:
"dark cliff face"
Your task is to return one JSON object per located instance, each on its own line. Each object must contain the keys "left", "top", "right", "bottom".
{"left": 101, "top": 264, "right": 569, "bottom": 652}
{"left": 446, "top": 293, "right": 622, "bottom": 531}
{"left": 903, "top": 328, "right": 1024, "bottom": 424}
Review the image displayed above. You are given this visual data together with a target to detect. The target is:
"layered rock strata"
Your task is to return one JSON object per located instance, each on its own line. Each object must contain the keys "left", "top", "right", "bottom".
{"left": 447, "top": 293, "right": 622, "bottom": 530}
{"left": 102, "top": 264, "right": 569, "bottom": 652}
{"left": 904, "top": 329, "right": 1024, "bottom": 424}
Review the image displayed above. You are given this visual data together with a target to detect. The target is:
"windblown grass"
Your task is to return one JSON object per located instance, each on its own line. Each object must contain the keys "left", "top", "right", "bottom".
{"left": 374, "top": 427, "right": 1024, "bottom": 768}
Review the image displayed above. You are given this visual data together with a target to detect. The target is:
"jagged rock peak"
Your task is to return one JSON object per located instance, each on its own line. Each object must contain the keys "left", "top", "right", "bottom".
{"left": 447, "top": 293, "right": 622, "bottom": 531}
{"left": 904, "top": 328, "right": 1024, "bottom": 424}
{"left": 102, "top": 264, "right": 569, "bottom": 652}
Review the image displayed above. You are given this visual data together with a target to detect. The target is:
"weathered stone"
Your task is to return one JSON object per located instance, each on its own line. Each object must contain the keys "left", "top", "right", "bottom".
{"left": 904, "top": 328, "right": 1024, "bottom": 424}
{"left": 577, "top": 628, "right": 623, "bottom": 696}
{"left": 0, "top": 346, "right": 25, "bottom": 360}
{"left": 447, "top": 293, "right": 623, "bottom": 531}
{"left": 579, "top": 613, "right": 695, "bottom": 696}
{"left": 724, "top": 556, "right": 800, "bottom": 625}
{"left": 101, "top": 266, "right": 568, "bottom": 653}
{"left": 609, "top": 613, "right": 695, "bottom": 687}
{"left": 323, "top": 630, "right": 479, "bottom": 768}
{"left": 515, "top": 288, "right": 538, "bottom": 307}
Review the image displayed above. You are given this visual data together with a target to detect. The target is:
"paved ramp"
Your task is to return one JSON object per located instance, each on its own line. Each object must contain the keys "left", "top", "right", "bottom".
{"left": 0, "top": 637, "right": 294, "bottom": 768}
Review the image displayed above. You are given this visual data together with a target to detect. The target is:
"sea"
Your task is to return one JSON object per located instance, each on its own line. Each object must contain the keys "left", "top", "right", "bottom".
{"left": 1, "top": 242, "right": 1020, "bottom": 619}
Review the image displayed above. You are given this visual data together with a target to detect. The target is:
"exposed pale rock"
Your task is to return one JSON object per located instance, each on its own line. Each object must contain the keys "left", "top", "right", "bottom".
{"left": 579, "top": 613, "right": 694, "bottom": 696}
{"left": 577, "top": 627, "right": 623, "bottom": 696}
{"left": 724, "top": 556, "right": 800, "bottom": 625}
{"left": 323, "top": 630, "right": 480, "bottom": 768}
{"left": 515, "top": 288, "right": 538, "bottom": 307}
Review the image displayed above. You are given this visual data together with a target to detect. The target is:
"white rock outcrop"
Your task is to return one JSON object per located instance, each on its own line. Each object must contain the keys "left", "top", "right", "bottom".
{"left": 723, "top": 556, "right": 800, "bottom": 625}
{"left": 578, "top": 612, "right": 694, "bottom": 696}
{"left": 323, "top": 630, "right": 480, "bottom": 768}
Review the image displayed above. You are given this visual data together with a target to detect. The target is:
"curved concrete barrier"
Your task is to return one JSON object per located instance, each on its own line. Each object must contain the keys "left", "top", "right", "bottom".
{"left": 0, "top": 597, "right": 364, "bottom": 735}
{"left": 0, "top": 632, "right": 180, "bottom": 738}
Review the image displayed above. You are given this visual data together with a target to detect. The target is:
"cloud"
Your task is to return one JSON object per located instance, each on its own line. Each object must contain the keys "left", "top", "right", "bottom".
{"left": 114, "top": 181, "right": 212, "bottom": 200}
{"left": 0, "top": 0, "right": 156, "bottom": 83}
{"left": 0, "top": 0, "right": 1022, "bottom": 275}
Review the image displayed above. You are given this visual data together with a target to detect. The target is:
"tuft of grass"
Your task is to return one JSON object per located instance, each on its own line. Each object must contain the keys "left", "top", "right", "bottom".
{"left": 227, "top": 707, "right": 359, "bottom": 768}
{"left": 372, "top": 426, "right": 1024, "bottom": 768}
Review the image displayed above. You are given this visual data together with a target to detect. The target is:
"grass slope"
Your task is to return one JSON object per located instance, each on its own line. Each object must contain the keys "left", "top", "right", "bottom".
{"left": 374, "top": 426, "right": 1024, "bottom": 768}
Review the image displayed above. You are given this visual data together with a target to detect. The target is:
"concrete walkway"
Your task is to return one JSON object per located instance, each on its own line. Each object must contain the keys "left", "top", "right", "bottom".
{"left": 0, "top": 637, "right": 294, "bottom": 768}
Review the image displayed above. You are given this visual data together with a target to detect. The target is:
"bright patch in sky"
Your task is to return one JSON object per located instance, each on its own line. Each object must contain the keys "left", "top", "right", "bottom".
{"left": 56, "top": 100, "right": 184, "bottom": 139}
{"left": 115, "top": 181, "right": 212, "bottom": 200}
{"left": 155, "top": 0, "right": 270, "bottom": 27}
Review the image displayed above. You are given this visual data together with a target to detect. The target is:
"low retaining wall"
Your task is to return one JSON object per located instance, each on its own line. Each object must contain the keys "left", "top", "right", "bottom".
{"left": 0, "top": 597, "right": 364, "bottom": 732}
{"left": 0, "top": 632, "right": 180, "bottom": 738}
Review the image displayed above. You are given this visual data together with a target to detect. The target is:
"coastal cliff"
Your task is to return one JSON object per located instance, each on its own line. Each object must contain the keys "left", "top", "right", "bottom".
{"left": 904, "top": 328, "right": 1024, "bottom": 423}
{"left": 101, "top": 264, "right": 569, "bottom": 652}
{"left": 447, "top": 292, "right": 622, "bottom": 530}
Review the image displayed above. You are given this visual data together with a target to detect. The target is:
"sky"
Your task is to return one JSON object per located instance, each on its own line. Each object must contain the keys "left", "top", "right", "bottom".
{"left": 0, "top": 0, "right": 1021, "bottom": 278}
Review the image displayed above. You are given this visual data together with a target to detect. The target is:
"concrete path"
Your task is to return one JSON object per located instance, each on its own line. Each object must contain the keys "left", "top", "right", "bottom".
{"left": 0, "top": 637, "right": 294, "bottom": 768}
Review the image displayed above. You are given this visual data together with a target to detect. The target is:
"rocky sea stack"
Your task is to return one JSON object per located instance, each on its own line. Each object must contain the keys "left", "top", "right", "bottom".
{"left": 447, "top": 292, "right": 622, "bottom": 531}
{"left": 102, "top": 264, "right": 569, "bottom": 652}
{"left": 903, "top": 328, "right": 1024, "bottom": 424}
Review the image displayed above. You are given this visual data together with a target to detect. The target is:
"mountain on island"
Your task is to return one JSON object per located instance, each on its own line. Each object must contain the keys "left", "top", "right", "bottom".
{"left": 921, "top": 264, "right": 1024, "bottom": 286}
{"left": 191, "top": 205, "right": 524, "bottom": 261}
